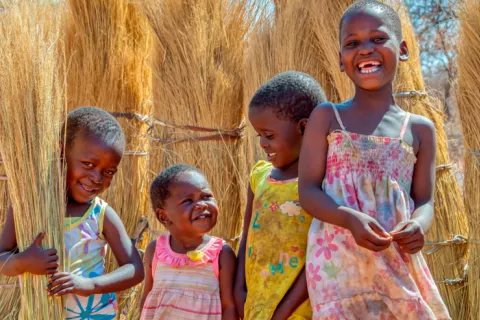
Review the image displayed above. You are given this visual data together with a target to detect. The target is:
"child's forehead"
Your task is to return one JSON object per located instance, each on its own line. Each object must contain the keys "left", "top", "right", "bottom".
{"left": 341, "top": 8, "right": 395, "bottom": 36}
{"left": 68, "top": 132, "right": 123, "bottom": 156}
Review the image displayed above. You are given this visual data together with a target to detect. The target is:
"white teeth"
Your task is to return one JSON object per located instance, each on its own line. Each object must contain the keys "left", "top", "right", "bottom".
{"left": 359, "top": 61, "right": 381, "bottom": 68}
{"left": 268, "top": 153, "right": 276, "bottom": 156}
{"left": 360, "top": 66, "right": 380, "bottom": 74}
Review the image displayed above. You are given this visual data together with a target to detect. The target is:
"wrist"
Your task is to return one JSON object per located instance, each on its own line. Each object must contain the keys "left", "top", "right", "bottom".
{"left": 13, "top": 252, "right": 27, "bottom": 274}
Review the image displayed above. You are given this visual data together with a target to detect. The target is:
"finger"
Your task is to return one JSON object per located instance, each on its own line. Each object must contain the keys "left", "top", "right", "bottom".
{"left": 48, "top": 272, "right": 69, "bottom": 283}
{"left": 395, "top": 233, "right": 423, "bottom": 245}
{"left": 48, "top": 261, "right": 59, "bottom": 269}
{"left": 45, "top": 249, "right": 57, "bottom": 256}
{"left": 48, "top": 283, "right": 71, "bottom": 296}
{"left": 33, "top": 232, "right": 45, "bottom": 247}
{"left": 364, "top": 227, "right": 392, "bottom": 246}
{"left": 46, "top": 276, "right": 70, "bottom": 290}
{"left": 46, "top": 268, "right": 57, "bottom": 275}
{"left": 54, "top": 288, "right": 73, "bottom": 296}
{"left": 48, "top": 255, "right": 59, "bottom": 263}
{"left": 369, "top": 221, "right": 391, "bottom": 239}
{"left": 404, "top": 239, "right": 424, "bottom": 251}
{"left": 390, "top": 221, "right": 408, "bottom": 234}
{"left": 391, "top": 227, "right": 417, "bottom": 241}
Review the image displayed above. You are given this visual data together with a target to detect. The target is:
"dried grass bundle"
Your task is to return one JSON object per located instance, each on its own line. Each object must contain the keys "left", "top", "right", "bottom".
{"left": 458, "top": 1, "right": 480, "bottom": 318}
{"left": 142, "top": 0, "right": 253, "bottom": 246}
{"left": 64, "top": 0, "right": 152, "bottom": 316}
{"left": 393, "top": 4, "right": 468, "bottom": 318}
{"left": 244, "top": 0, "right": 354, "bottom": 165}
{"left": 0, "top": 2, "right": 66, "bottom": 319}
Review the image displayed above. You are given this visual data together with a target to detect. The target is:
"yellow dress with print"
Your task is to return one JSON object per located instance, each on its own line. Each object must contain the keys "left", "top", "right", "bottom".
{"left": 244, "top": 161, "right": 312, "bottom": 320}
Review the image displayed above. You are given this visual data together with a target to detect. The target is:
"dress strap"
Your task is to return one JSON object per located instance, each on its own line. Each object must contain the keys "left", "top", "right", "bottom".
{"left": 330, "top": 103, "right": 346, "bottom": 131}
{"left": 399, "top": 112, "right": 411, "bottom": 139}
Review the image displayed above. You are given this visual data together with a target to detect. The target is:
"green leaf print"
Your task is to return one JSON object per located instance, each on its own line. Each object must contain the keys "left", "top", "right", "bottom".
{"left": 322, "top": 261, "right": 342, "bottom": 279}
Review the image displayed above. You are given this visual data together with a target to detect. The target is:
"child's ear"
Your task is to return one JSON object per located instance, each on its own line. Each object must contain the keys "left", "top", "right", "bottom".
{"left": 297, "top": 118, "right": 308, "bottom": 136}
{"left": 399, "top": 40, "right": 409, "bottom": 62}
{"left": 339, "top": 52, "right": 345, "bottom": 72}
{"left": 155, "top": 208, "right": 171, "bottom": 227}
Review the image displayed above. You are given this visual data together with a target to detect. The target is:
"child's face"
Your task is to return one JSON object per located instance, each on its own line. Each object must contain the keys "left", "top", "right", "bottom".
{"left": 339, "top": 9, "right": 408, "bottom": 91}
{"left": 157, "top": 171, "right": 218, "bottom": 236}
{"left": 65, "top": 133, "right": 123, "bottom": 203}
{"left": 249, "top": 107, "right": 304, "bottom": 170}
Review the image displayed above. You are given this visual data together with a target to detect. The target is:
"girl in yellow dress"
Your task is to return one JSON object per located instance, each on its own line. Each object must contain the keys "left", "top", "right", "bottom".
{"left": 234, "top": 71, "right": 327, "bottom": 319}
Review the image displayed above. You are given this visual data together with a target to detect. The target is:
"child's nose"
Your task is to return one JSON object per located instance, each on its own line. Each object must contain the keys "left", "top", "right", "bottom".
{"left": 259, "top": 136, "right": 269, "bottom": 148}
{"left": 358, "top": 42, "right": 375, "bottom": 55}
{"left": 90, "top": 170, "right": 102, "bottom": 184}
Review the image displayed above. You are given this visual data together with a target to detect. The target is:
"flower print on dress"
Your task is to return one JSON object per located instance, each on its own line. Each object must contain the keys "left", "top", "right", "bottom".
{"left": 315, "top": 230, "right": 338, "bottom": 260}
{"left": 279, "top": 200, "right": 301, "bottom": 217}
{"left": 322, "top": 284, "right": 339, "bottom": 301}
{"left": 268, "top": 201, "right": 279, "bottom": 212}
{"left": 328, "top": 303, "right": 346, "bottom": 320}
{"left": 306, "top": 263, "right": 322, "bottom": 290}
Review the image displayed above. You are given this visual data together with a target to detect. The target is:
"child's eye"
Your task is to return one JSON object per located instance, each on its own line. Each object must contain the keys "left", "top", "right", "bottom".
{"left": 203, "top": 194, "right": 213, "bottom": 200}
{"left": 373, "top": 37, "right": 387, "bottom": 43}
{"left": 266, "top": 134, "right": 274, "bottom": 140}
{"left": 344, "top": 41, "right": 358, "bottom": 48}
{"left": 82, "top": 162, "right": 93, "bottom": 168}
{"left": 182, "top": 198, "right": 192, "bottom": 204}
{"left": 104, "top": 170, "right": 115, "bottom": 176}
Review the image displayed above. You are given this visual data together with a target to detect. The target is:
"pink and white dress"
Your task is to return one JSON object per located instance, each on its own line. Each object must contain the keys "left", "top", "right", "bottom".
{"left": 306, "top": 104, "right": 450, "bottom": 319}
{"left": 140, "top": 234, "right": 224, "bottom": 320}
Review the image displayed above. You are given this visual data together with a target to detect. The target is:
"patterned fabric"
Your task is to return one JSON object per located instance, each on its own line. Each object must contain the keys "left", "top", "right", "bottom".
{"left": 140, "top": 234, "right": 224, "bottom": 320}
{"left": 306, "top": 104, "right": 450, "bottom": 319}
{"left": 64, "top": 197, "right": 117, "bottom": 319}
{"left": 244, "top": 161, "right": 312, "bottom": 320}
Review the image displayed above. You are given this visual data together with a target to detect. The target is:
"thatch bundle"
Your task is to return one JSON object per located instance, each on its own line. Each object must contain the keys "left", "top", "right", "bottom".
{"left": 142, "top": 0, "right": 253, "bottom": 245}
{"left": 0, "top": 2, "right": 66, "bottom": 319}
{"left": 0, "top": 163, "right": 20, "bottom": 319}
{"left": 458, "top": 1, "right": 480, "bottom": 318}
{"left": 244, "top": 0, "right": 354, "bottom": 162}
{"left": 393, "top": 4, "right": 468, "bottom": 319}
{"left": 63, "top": 0, "right": 152, "bottom": 317}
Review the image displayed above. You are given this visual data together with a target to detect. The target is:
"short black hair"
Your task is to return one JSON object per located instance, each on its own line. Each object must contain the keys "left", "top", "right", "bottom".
{"left": 340, "top": 0, "right": 402, "bottom": 42}
{"left": 150, "top": 164, "right": 204, "bottom": 210}
{"left": 64, "top": 106, "right": 126, "bottom": 150}
{"left": 249, "top": 71, "right": 327, "bottom": 123}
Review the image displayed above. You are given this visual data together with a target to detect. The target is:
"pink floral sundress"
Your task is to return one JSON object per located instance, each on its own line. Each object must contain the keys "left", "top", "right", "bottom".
{"left": 306, "top": 103, "right": 450, "bottom": 319}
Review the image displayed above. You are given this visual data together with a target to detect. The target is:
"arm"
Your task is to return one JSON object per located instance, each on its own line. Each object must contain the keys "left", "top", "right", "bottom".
{"left": 233, "top": 184, "right": 254, "bottom": 318}
{"left": 271, "top": 268, "right": 308, "bottom": 320}
{"left": 298, "top": 104, "right": 391, "bottom": 251}
{"left": 391, "top": 117, "right": 436, "bottom": 254}
{"left": 140, "top": 240, "right": 156, "bottom": 312}
{"left": 48, "top": 206, "right": 145, "bottom": 296}
{"left": 0, "top": 206, "right": 58, "bottom": 276}
{"left": 220, "top": 244, "right": 238, "bottom": 320}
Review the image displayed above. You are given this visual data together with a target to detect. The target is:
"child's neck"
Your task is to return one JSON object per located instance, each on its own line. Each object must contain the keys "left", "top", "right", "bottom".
{"left": 270, "top": 158, "right": 299, "bottom": 181}
{"left": 66, "top": 198, "right": 93, "bottom": 218}
{"left": 169, "top": 233, "right": 210, "bottom": 254}
{"left": 352, "top": 83, "right": 396, "bottom": 112}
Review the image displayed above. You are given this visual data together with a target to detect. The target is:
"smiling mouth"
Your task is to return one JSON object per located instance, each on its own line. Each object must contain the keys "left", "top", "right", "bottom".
{"left": 80, "top": 183, "right": 99, "bottom": 194}
{"left": 358, "top": 61, "right": 382, "bottom": 74}
{"left": 193, "top": 212, "right": 212, "bottom": 221}
{"left": 267, "top": 153, "right": 276, "bottom": 161}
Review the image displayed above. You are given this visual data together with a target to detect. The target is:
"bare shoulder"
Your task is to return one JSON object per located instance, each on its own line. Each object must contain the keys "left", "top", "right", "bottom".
{"left": 219, "top": 243, "right": 236, "bottom": 267}
{"left": 409, "top": 113, "right": 436, "bottom": 139}
{"left": 308, "top": 101, "right": 339, "bottom": 132}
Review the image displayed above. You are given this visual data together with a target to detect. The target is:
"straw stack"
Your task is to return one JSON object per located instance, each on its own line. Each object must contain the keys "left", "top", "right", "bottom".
{"left": 142, "top": 0, "right": 253, "bottom": 246}
{"left": 394, "top": 4, "right": 468, "bottom": 319}
{"left": 244, "top": 0, "right": 354, "bottom": 164}
{"left": 64, "top": 0, "right": 152, "bottom": 316}
{"left": 458, "top": 1, "right": 480, "bottom": 318}
{"left": 0, "top": 163, "right": 20, "bottom": 319}
{"left": 0, "top": 2, "right": 66, "bottom": 319}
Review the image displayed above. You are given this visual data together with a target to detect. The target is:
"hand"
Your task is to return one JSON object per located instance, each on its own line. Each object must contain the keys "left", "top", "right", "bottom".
{"left": 346, "top": 211, "right": 392, "bottom": 252}
{"left": 19, "top": 232, "right": 58, "bottom": 275}
{"left": 47, "top": 272, "right": 94, "bottom": 297}
{"left": 234, "top": 287, "right": 247, "bottom": 319}
{"left": 390, "top": 220, "right": 424, "bottom": 254}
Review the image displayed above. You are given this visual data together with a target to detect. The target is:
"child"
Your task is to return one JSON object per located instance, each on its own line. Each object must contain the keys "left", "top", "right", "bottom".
{"left": 0, "top": 107, "right": 144, "bottom": 318}
{"left": 234, "top": 71, "right": 327, "bottom": 319}
{"left": 298, "top": 1, "right": 450, "bottom": 319}
{"left": 140, "top": 164, "right": 237, "bottom": 319}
